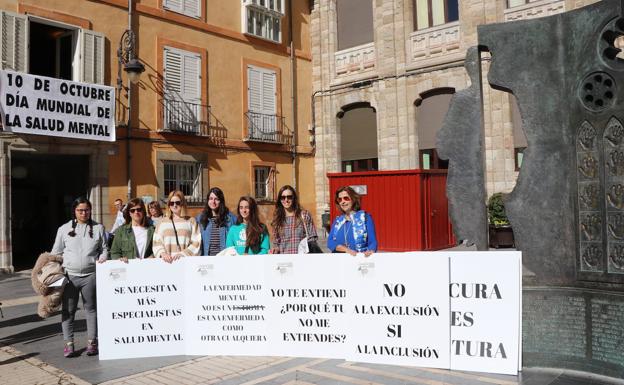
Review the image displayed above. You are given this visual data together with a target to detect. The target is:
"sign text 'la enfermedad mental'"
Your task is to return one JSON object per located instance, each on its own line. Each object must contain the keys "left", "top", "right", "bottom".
{"left": 0, "top": 70, "right": 115, "bottom": 141}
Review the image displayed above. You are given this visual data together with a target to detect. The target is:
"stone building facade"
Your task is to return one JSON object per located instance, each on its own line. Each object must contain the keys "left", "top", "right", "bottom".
{"left": 311, "top": 0, "right": 599, "bottom": 223}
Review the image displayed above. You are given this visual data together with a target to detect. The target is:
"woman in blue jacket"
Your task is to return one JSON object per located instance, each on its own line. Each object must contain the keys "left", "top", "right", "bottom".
{"left": 197, "top": 187, "right": 236, "bottom": 256}
{"left": 327, "top": 186, "right": 377, "bottom": 256}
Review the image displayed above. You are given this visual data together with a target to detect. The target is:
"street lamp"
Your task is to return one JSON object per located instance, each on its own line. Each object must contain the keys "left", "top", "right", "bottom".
{"left": 117, "top": 29, "right": 144, "bottom": 89}
{"left": 116, "top": 0, "right": 145, "bottom": 202}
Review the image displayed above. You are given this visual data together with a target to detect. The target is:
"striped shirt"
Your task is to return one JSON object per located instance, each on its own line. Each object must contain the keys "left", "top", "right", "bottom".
{"left": 273, "top": 210, "right": 318, "bottom": 254}
{"left": 208, "top": 218, "right": 222, "bottom": 256}
{"left": 152, "top": 216, "right": 202, "bottom": 258}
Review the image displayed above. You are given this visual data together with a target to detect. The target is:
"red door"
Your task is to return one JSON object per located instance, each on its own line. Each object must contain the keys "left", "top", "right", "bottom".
{"left": 427, "top": 174, "right": 451, "bottom": 250}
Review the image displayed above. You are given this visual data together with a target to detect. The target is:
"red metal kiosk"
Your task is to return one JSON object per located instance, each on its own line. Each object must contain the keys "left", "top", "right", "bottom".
{"left": 327, "top": 169, "right": 454, "bottom": 252}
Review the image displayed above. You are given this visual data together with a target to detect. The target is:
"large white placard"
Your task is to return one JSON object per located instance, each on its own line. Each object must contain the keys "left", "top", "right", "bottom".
{"left": 96, "top": 259, "right": 186, "bottom": 360}
{"left": 96, "top": 252, "right": 521, "bottom": 376}
{"left": 344, "top": 253, "right": 450, "bottom": 368}
{"left": 449, "top": 251, "right": 521, "bottom": 375}
{"left": 0, "top": 70, "right": 115, "bottom": 141}
{"left": 264, "top": 254, "right": 347, "bottom": 359}
{"left": 184, "top": 256, "right": 269, "bottom": 356}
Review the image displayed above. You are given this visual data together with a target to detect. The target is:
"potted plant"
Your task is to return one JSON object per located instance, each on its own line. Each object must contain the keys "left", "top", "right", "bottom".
{"left": 487, "top": 192, "right": 515, "bottom": 248}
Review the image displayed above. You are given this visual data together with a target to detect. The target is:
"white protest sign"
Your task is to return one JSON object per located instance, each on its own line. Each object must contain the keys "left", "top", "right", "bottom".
{"left": 184, "top": 256, "right": 269, "bottom": 356}
{"left": 449, "top": 251, "right": 521, "bottom": 375}
{"left": 0, "top": 70, "right": 115, "bottom": 141}
{"left": 96, "top": 252, "right": 521, "bottom": 376}
{"left": 264, "top": 254, "right": 348, "bottom": 359}
{"left": 96, "top": 259, "right": 186, "bottom": 360}
{"left": 344, "top": 252, "right": 451, "bottom": 368}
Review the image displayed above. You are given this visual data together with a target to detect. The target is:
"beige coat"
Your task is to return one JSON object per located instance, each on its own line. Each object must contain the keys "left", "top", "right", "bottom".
{"left": 31, "top": 252, "right": 65, "bottom": 318}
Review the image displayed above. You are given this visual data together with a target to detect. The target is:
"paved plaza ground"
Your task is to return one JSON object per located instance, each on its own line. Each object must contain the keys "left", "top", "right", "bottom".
{"left": 2, "top": 269, "right": 624, "bottom": 385}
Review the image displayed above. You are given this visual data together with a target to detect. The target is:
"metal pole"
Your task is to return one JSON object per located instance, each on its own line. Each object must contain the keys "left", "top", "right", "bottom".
{"left": 289, "top": 0, "right": 297, "bottom": 190}
{"left": 126, "top": 0, "right": 133, "bottom": 202}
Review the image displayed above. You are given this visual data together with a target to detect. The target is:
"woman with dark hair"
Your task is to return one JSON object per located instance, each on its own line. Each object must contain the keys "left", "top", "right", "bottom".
{"left": 147, "top": 201, "right": 164, "bottom": 225}
{"left": 226, "top": 196, "right": 270, "bottom": 255}
{"left": 196, "top": 187, "right": 237, "bottom": 256}
{"left": 152, "top": 190, "right": 202, "bottom": 263}
{"left": 327, "top": 186, "right": 378, "bottom": 256}
{"left": 110, "top": 198, "right": 155, "bottom": 261}
{"left": 51, "top": 197, "right": 108, "bottom": 358}
{"left": 270, "top": 185, "right": 318, "bottom": 254}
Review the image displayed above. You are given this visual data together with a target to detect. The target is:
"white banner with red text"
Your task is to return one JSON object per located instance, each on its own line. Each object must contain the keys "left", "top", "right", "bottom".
{"left": 96, "top": 252, "right": 521, "bottom": 375}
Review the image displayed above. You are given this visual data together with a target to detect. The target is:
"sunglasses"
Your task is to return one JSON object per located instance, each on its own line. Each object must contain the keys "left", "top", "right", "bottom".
{"left": 337, "top": 196, "right": 351, "bottom": 202}
{"left": 75, "top": 208, "right": 91, "bottom": 213}
{"left": 168, "top": 200, "right": 182, "bottom": 207}
{"left": 280, "top": 195, "right": 294, "bottom": 201}
{"left": 129, "top": 208, "right": 143, "bottom": 213}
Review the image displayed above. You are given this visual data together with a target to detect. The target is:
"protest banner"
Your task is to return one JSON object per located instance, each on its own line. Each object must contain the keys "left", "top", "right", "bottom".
{"left": 96, "top": 259, "right": 185, "bottom": 360}
{"left": 96, "top": 252, "right": 521, "bottom": 375}
{"left": 344, "top": 252, "right": 450, "bottom": 368}
{"left": 0, "top": 70, "right": 115, "bottom": 142}
{"left": 184, "top": 256, "right": 269, "bottom": 356}
{"left": 264, "top": 254, "right": 348, "bottom": 359}
{"left": 449, "top": 251, "right": 521, "bottom": 375}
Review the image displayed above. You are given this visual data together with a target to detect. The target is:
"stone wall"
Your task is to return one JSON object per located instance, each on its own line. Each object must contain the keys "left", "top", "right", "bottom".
{"left": 311, "top": 0, "right": 601, "bottom": 223}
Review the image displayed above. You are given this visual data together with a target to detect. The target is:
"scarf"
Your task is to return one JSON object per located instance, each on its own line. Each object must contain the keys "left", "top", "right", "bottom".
{"left": 334, "top": 210, "right": 368, "bottom": 251}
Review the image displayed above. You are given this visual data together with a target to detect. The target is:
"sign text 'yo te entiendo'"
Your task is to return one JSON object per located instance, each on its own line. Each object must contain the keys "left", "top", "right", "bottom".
{"left": 272, "top": 288, "right": 347, "bottom": 344}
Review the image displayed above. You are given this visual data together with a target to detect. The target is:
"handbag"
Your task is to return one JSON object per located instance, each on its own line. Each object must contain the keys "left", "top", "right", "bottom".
{"left": 298, "top": 213, "right": 323, "bottom": 254}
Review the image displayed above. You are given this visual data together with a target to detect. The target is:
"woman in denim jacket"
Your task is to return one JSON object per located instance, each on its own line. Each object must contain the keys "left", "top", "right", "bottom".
{"left": 196, "top": 187, "right": 236, "bottom": 255}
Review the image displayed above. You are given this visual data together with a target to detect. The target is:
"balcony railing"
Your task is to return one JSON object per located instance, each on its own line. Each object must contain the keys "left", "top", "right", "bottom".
{"left": 335, "top": 42, "right": 376, "bottom": 77}
{"left": 161, "top": 99, "right": 227, "bottom": 139}
{"left": 504, "top": 0, "right": 565, "bottom": 22}
{"left": 408, "top": 21, "right": 462, "bottom": 68}
{"left": 244, "top": 111, "right": 292, "bottom": 145}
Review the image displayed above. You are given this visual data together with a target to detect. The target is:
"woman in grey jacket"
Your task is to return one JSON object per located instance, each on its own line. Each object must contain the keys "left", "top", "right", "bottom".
{"left": 51, "top": 197, "right": 108, "bottom": 358}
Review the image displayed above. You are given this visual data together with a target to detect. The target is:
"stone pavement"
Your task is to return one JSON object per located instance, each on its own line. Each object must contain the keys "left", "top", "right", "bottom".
{"left": 2, "top": 269, "right": 624, "bottom": 385}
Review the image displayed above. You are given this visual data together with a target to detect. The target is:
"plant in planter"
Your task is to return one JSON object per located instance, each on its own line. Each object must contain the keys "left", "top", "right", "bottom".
{"left": 487, "top": 193, "right": 515, "bottom": 248}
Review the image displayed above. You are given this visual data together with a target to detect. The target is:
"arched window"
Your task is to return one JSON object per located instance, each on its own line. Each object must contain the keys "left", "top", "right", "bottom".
{"left": 413, "top": 0, "right": 459, "bottom": 31}
{"left": 338, "top": 103, "right": 378, "bottom": 172}
{"left": 336, "top": 0, "right": 374, "bottom": 51}
{"left": 416, "top": 88, "right": 454, "bottom": 169}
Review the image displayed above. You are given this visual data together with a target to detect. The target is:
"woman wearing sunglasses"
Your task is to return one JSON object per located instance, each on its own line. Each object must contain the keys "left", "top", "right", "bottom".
{"left": 51, "top": 197, "right": 107, "bottom": 358}
{"left": 196, "top": 187, "right": 237, "bottom": 256}
{"left": 226, "top": 196, "right": 270, "bottom": 255}
{"left": 327, "top": 186, "right": 377, "bottom": 256}
{"left": 152, "top": 190, "right": 202, "bottom": 263}
{"left": 270, "top": 185, "right": 318, "bottom": 254}
{"left": 110, "top": 198, "right": 155, "bottom": 262}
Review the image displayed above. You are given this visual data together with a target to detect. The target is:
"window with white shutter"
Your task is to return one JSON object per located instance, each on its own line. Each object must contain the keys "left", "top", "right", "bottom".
{"left": 247, "top": 64, "right": 277, "bottom": 140}
{"left": 80, "top": 29, "right": 105, "bottom": 84}
{"left": 242, "top": 0, "right": 284, "bottom": 43}
{"left": 0, "top": 13, "right": 105, "bottom": 85}
{"left": 163, "top": 46, "right": 202, "bottom": 132}
{"left": 0, "top": 11, "right": 28, "bottom": 72}
{"left": 164, "top": 0, "right": 201, "bottom": 19}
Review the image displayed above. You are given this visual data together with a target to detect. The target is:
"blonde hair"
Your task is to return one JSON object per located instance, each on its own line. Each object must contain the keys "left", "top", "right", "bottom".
{"left": 166, "top": 190, "right": 189, "bottom": 219}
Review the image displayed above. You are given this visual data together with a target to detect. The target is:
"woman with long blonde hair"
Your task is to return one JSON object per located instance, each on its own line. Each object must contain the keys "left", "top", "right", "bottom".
{"left": 152, "top": 190, "right": 202, "bottom": 262}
